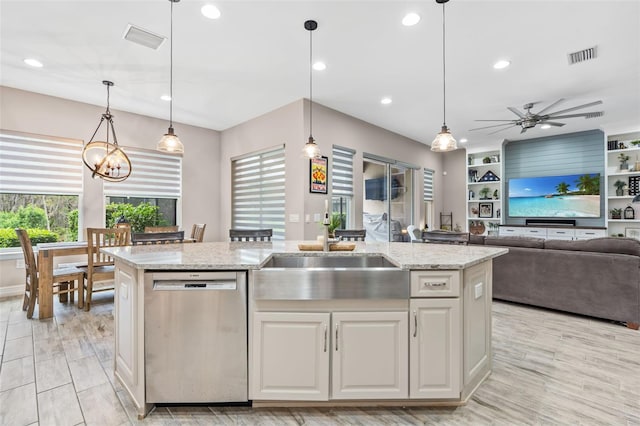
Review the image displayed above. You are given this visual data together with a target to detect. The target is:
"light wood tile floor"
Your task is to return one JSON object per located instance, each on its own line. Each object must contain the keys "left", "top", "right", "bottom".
{"left": 0, "top": 292, "right": 638, "bottom": 425}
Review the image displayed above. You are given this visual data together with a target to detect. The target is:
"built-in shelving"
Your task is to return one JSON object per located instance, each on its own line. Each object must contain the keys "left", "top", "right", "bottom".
{"left": 466, "top": 150, "right": 502, "bottom": 235}
{"left": 606, "top": 131, "right": 640, "bottom": 238}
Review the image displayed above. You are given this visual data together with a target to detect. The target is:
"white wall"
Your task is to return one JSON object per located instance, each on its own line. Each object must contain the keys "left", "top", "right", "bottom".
{"left": 0, "top": 86, "right": 221, "bottom": 294}
{"left": 442, "top": 149, "right": 467, "bottom": 231}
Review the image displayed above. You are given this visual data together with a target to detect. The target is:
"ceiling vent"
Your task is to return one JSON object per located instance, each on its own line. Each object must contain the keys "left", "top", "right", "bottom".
{"left": 123, "top": 24, "right": 166, "bottom": 50}
{"left": 568, "top": 46, "right": 597, "bottom": 65}
{"left": 584, "top": 111, "right": 604, "bottom": 119}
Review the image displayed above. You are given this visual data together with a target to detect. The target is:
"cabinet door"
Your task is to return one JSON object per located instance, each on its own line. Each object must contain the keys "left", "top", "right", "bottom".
{"left": 409, "top": 298, "right": 461, "bottom": 399}
{"left": 114, "top": 264, "right": 137, "bottom": 389}
{"left": 332, "top": 311, "right": 408, "bottom": 399}
{"left": 251, "top": 312, "right": 330, "bottom": 401}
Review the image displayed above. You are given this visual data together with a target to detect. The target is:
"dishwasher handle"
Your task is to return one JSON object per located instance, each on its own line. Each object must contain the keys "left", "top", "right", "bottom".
{"left": 153, "top": 280, "right": 237, "bottom": 291}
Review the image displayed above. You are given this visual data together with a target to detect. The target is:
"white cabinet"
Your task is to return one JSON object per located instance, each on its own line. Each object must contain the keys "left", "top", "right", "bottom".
{"left": 467, "top": 150, "right": 502, "bottom": 235}
{"left": 606, "top": 131, "right": 640, "bottom": 237}
{"left": 332, "top": 312, "right": 408, "bottom": 399}
{"left": 499, "top": 225, "right": 605, "bottom": 240}
{"left": 251, "top": 312, "right": 330, "bottom": 401}
{"left": 251, "top": 311, "right": 408, "bottom": 401}
{"left": 409, "top": 298, "right": 460, "bottom": 398}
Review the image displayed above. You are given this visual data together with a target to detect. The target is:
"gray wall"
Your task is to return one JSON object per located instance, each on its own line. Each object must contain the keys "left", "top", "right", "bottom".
{"left": 503, "top": 129, "right": 605, "bottom": 226}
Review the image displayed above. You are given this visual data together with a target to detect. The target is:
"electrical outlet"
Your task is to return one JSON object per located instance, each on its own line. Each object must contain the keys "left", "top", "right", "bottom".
{"left": 16, "top": 259, "right": 25, "bottom": 269}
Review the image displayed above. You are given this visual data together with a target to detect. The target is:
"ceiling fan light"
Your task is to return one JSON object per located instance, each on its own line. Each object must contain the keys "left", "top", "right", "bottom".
{"left": 431, "top": 126, "right": 457, "bottom": 152}
{"left": 157, "top": 127, "right": 184, "bottom": 153}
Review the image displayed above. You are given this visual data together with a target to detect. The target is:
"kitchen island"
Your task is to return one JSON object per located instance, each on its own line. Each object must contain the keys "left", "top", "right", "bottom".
{"left": 102, "top": 241, "right": 507, "bottom": 419}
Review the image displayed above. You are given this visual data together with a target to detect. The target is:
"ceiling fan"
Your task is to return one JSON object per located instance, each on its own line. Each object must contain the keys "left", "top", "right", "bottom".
{"left": 469, "top": 99, "right": 604, "bottom": 134}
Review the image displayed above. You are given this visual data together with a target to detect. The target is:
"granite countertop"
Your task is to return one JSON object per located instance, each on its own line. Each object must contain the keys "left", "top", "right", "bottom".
{"left": 101, "top": 241, "right": 507, "bottom": 270}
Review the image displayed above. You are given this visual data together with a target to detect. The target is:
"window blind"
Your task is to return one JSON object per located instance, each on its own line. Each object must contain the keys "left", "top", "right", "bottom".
{"left": 0, "top": 130, "right": 83, "bottom": 195}
{"left": 423, "top": 169, "right": 434, "bottom": 201}
{"left": 332, "top": 145, "right": 355, "bottom": 196}
{"left": 104, "top": 146, "right": 182, "bottom": 198}
{"left": 232, "top": 146, "right": 286, "bottom": 240}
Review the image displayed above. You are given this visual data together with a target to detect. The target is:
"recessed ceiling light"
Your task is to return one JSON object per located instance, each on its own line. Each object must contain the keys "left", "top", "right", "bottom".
{"left": 540, "top": 124, "right": 551, "bottom": 129}
{"left": 24, "top": 58, "right": 43, "bottom": 68}
{"left": 201, "top": 4, "right": 221, "bottom": 19}
{"left": 161, "top": 94, "right": 171, "bottom": 101}
{"left": 493, "top": 59, "right": 511, "bottom": 70}
{"left": 381, "top": 97, "right": 392, "bottom": 105}
{"left": 459, "top": 138, "right": 468, "bottom": 143}
{"left": 402, "top": 13, "right": 420, "bottom": 26}
{"left": 312, "top": 61, "right": 326, "bottom": 71}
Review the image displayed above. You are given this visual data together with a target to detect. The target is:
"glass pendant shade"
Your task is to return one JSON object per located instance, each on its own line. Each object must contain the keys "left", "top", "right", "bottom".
{"left": 302, "top": 136, "right": 321, "bottom": 159}
{"left": 431, "top": 125, "right": 457, "bottom": 152}
{"left": 157, "top": 127, "right": 184, "bottom": 153}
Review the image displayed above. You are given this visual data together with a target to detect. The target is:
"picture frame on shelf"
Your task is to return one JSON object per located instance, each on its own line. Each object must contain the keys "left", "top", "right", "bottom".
{"left": 309, "top": 156, "right": 328, "bottom": 194}
{"left": 479, "top": 202, "right": 493, "bottom": 218}
{"left": 624, "top": 227, "right": 640, "bottom": 241}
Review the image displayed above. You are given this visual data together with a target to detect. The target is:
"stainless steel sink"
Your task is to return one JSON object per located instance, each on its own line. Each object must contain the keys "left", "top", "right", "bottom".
{"left": 252, "top": 255, "right": 409, "bottom": 300}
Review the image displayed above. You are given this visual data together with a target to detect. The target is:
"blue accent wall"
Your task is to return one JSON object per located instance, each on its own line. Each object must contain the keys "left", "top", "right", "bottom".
{"left": 504, "top": 129, "right": 605, "bottom": 226}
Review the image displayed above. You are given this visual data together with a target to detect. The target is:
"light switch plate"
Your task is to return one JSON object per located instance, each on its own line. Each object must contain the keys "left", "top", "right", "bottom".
{"left": 474, "top": 282, "right": 483, "bottom": 299}
{"left": 313, "top": 213, "right": 321, "bottom": 222}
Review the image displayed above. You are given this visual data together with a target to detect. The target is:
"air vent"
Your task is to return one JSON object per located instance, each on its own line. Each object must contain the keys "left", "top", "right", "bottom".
{"left": 123, "top": 24, "right": 166, "bottom": 50}
{"left": 568, "top": 46, "right": 597, "bottom": 65}
{"left": 584, "top": 111, "right": 604, "bottom": 119}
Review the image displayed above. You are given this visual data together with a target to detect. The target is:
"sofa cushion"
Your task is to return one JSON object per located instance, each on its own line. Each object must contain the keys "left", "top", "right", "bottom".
{"left": 484, "top": 236, "right": 545, "bottom": 249}
{"left": 544, "top": 237, "right": 640, "bottom": 256}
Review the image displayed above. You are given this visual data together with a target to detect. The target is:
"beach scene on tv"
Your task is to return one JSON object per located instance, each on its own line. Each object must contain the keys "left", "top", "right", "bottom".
{"left": 508, "top": 173, "right": 601, "bottom": 217}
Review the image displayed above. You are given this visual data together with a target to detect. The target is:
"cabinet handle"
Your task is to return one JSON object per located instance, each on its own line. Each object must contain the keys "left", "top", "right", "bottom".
{"left": 335, "top": 324, "right": 339, "bottom": 351}
{"left": 323, "top": 324, "right": 327, "bottom": 352}
{"left": 425, "top": 281, "right": 446, "bottom": 287}
{"left": 413, "top": 310, "right": 417, "bottom": 338}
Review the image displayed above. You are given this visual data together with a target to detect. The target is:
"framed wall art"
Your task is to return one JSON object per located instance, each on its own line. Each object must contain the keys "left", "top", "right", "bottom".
{"left": 479, "top": 202, "right": 493, "bottom": 218}
{"left": 310, "top": 156, "right": 328, "bottom": 194}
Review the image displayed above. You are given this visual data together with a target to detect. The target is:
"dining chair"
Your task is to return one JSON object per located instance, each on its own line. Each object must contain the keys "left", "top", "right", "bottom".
{"left": 144, "top": 225, "right": 179, "bottom": 233}
{"left": 406, "top": 225, "right": 421, "bottom": 242}
{"left": 334, "top": 229, "right": 366, "bottom": 241}
{"left": 132, "top": 231, "right": 186, "bottom": 245}
{"left": 229, "top": 229, "right": 273, "bottom": 241}
{"left": 80, "top": 227, "right": 130, "bottom": 311}
{"left": 422, "top": 230, "right": 470, "bottom": 245}
{"left": 15, "top": 228, "right": 85, "bottom": 319}
{"left": 190, "top": 224, "right": 206, "bottom": 242}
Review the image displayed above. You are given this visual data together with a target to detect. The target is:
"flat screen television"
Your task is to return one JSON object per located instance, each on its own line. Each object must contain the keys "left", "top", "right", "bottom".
{"left": 365, "top": 177, "right": 401, "bottom": 201}
{"left": 508, "top": 173, "right": 601, "bottom": 218}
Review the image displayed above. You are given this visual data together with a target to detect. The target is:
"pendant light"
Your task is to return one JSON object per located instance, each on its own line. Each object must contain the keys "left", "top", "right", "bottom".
{"left": 302, "top": 19, "right": 321, "bottom": 159}
{"left": 431, "top": 0, "right": 458, "bottom": 152}
{"left": 82, "top": 80, "right": 132, "bottom": 182}
{"left": 157, "top": 0, "right": 184, "bottom": 154}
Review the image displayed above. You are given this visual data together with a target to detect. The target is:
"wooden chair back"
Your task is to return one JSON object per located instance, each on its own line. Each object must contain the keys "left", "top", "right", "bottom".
{"left": 229, "top": 229, "right": 273, "bottom": 241}
{"left": 422, "top": 230, "right": 470, "bottom": 245}
{"left": 132, "top": 231, "right": 186, "bottom": 245}
{"left": 334, "top": 229, "right": 366, "bottom": 241}
{"left": 144, "top": 225, "right": 179, "bottom": 233}
{"left": 190, "top": 224, "right": 206, "bottom": 242}
{"left": 16, "top": 228, "right": 84, "bottom": 318}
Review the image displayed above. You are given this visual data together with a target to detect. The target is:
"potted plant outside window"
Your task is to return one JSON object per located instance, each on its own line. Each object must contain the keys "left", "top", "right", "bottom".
{"left": 614, "top": 180, "right": 627, "bottom": 196}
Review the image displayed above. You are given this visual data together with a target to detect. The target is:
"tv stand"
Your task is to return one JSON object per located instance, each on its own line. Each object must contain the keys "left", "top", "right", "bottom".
{"left": 525, "top": 219, "right": 576, "bottom": 227}
{"left": 500, "top": 223, "right": 605, "bottom": 240}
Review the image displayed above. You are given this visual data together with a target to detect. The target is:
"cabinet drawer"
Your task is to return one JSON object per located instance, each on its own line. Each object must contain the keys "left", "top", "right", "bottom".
{"left": 410, "top": 270, "right": 460, "bottom": 298}
{"left": 547, "top": 228, "right": 575, "bottom": 238}
{"left": 575, "top": 229, "right": 605, "bottom": 239}
{"left": 499, "top": 227, "right": 524, "bottom": 237}
{"left": 521, "top": 227, "right": 546, "bottom": 237}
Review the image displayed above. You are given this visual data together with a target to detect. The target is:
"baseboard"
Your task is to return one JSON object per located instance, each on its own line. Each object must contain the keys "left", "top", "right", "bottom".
{"left": 0, "top": 285, "right": 23, "bottom": 299}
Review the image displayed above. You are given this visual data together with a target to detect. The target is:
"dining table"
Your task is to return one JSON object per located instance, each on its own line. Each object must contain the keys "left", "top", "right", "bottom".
{"left": 36, "top": 241, "right": 88, "bottom": 319}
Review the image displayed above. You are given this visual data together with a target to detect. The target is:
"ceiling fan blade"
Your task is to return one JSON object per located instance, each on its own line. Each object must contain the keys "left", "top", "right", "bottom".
{"left": 535, "top": 98, "right": 565, "bottom": 115}
{"left": 541, "top": 121, "right": 566, "bottom": 127}
{"left": 507, "top": 107, "right": 525, "bottom": 118}
{"left": 488, "top": 125, "right": 518, "bottom": 135}
{"left": 545, "top": 112, "right": 602, "bottom": 120}
{"left": 546, "top": 100, "right": 603, "bottom": 116}
{"left": 469, "top": 123, "right": 518, "bottom": 131}
{"left": 474, "top": 119, "right": 517, "bottom": 122}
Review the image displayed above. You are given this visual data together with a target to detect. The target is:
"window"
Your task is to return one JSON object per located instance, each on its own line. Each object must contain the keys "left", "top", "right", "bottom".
{"left": 331, "top": 145, "right": 355, "bottom": 229}
{"left": 231, "top": 146, "right": 286, "bottom": 240}
{"left": 104, "top": 147, "right": 181, "bottom": 229}
{"left": 0, "top": 130, "right": 83, "bottom": 245}
{"left": 423, "top": 168, "right": 434, "bottom": 230}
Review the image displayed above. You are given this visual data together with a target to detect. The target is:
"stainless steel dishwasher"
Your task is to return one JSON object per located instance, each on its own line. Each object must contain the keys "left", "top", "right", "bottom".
{"left": 144, "top": 271, "right": 248, "bottom": 403}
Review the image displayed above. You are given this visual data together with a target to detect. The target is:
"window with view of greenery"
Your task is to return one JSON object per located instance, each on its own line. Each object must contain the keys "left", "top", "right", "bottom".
{"left": 104, "top": 200, "right": 172, "bottom": 233}
{"left": 0, "top": 194, "right": 78, "bottom": 248}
